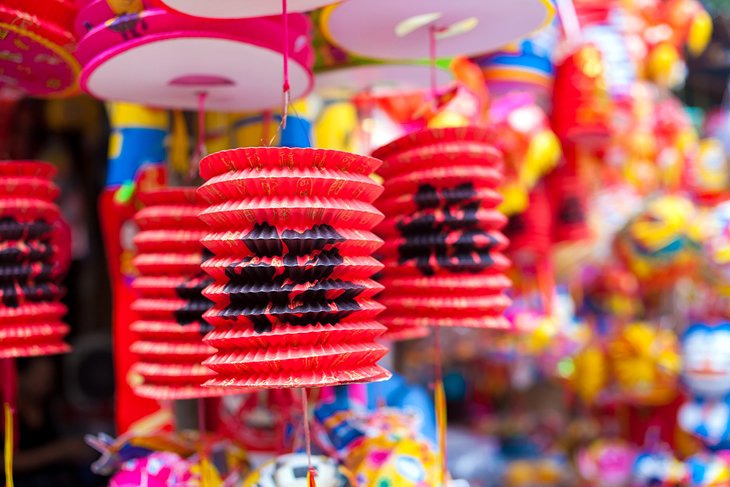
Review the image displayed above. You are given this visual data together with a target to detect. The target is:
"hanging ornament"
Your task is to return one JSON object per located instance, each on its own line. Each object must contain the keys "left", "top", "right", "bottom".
{"left": 702, "top": 202, "right": 730, "bottom": 298}
{"left": 607, "top": 322, "right": 680, "bottom": 406}
{"left": 615, "top": 194, "right": 701, "bottom": 288}
{"left": 632, "top": 448, "right": 688, "bottom": 486}
{"left": 473, "top": 17, "right": 559, "bottom": 104}
{"left": 372, "top": 126, "right": 512, "bottom": 339}
{"left": 242, "top": 453, "right": 355, "bottom": 487}
{"left": 684, "top": 453, "right": 730, "bottom": 487}
{"left": 130, "top": 187, "right": 232, "bottom": 400}
{"left": 197, "top": 147, "right": 391, "bottom": 389}
{"left": 576, "top": 439, "right": 636, "bottom": 487}
{"left": 679, "top": 322, "right": 730, "bottom": 449}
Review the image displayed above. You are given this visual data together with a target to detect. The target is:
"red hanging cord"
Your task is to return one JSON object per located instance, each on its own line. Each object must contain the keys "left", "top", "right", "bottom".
{"left": 3, "top": 358, "right": 15, "bottom": 487}
{"left": 429, "top": 26, "right": 438, "bottom": 101}
{"left": 301, "top": 388, "right": 317, "bottom": 487}
{"left": 434, "top": 328, "right": 448, "bottom": 486}
{"left": 281, "top": 0, "right": 291, "bottom": 129}
{"left": 191, "top": 91, "right": 207, "bottom": 180}
{"left": 198, "top": 397, "right": 207, "bottom": 487}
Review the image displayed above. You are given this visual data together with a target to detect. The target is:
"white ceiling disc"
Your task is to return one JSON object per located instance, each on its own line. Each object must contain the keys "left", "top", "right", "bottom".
{"left": 321, "top": 0, "right": 554, "bottom": 61}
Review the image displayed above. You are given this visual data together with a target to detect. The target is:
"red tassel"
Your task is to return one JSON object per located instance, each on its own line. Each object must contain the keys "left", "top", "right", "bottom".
{"left": 307, "top": 467, "right": 317, "bottom": 487}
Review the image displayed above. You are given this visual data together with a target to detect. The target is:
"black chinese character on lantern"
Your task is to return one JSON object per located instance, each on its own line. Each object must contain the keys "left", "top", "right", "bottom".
{"left": 397, "top": 182, "right": 500, "bottom": 277}
{"left": 0, "top": 216, "right": 56, "bottom": 308}
{"left": 107, "top": 13, "right": 148, "bottom": 41}
{"left": 174, "top": 275, "right": 214, "bottom": 335}
{"left": 558, "top": 195, "right": 585, "bottom": 225}
{"left": 219, "top": 223, "right": 365, "bottom": 334}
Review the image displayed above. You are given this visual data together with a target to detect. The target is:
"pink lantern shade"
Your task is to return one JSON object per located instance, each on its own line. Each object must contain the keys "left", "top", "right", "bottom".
{"left": 321, "top": 0, "right": 554, "bottom": 61}
{"left": 154, "top": 0, "right": 346, "bottom": 19}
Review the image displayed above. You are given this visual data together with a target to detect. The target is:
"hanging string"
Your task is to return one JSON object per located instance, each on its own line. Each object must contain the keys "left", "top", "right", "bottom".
{"left": 429, "top": 26, "right": 438, "bottom": 101}
{"left": 434, "top": 328, "right": 448, "bottom": 487}
{"left": 198, "top": 397, "right": 216, "bottom": 487}
{"left": 191, "top": 91, "right": 207, "bottom": 181}
{"left": 301, "top": 388, "right": 317, "bottom": 487}
{"left": 262, "top": 110, "right": 273, "bottom": 146}
{"left": 3, "top": 358, "right": 14, "bottom": 487}
{"left": 281, "top": 0, "right": 291, "bottom": 130}
{"left": 555, "top": 0, "right": 581, "bottom": 44}
{"left": 263, "top": 0, "right": 296, "bottom": 148}
{"left": 429, "top": 28, "right": 448, "bottom": 479}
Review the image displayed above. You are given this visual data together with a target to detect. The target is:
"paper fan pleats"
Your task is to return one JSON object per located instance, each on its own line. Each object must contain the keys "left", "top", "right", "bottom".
{"left": 372, "top": 128, "right": 513, "bottom": 339}
{"left": 198, "top": 147, "right": 391, "bottom": 389}
{"left": 130, "top": 187, "right": 230, "bottom": 400}
{"left": 0, "top": 161, "right": 70, "bottom": 358}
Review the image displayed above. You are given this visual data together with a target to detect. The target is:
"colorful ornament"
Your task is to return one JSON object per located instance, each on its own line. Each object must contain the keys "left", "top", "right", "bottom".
{"left": 571, "top": 339, "right": 608, "bottom": 404}
{"left": 615, "top": 194, "right": 700, "bottom": 287}
{"left": 688, "top": 139, "right": 729, "bottom": 205}
{"left": 701, "top": 202, "right": 730, "bottom": 297}
{"left": 679, "top": 322, "right": 730, "bottom": 448}
{"left": 88, "top": 432, "right": 249, "bottom": 486}
{"left": 473, "top": 17, "right": 559, "bottom": 103}
{"left": 685, "top": 453, "right": 730, "bottom": 487}
{"left": 489, "top": 94, "right": 562, "bottom": 216}
{"left": 681, "top": 322, "right": 730, "bottom": 400}
{"left": 242, "top": 453, "right": 354, "bottom": 487}
{"left": 632, "top": 449, "right": 688, "bottom": 486}
{"left": 608, "top": 322, "right": 680, "bottom": 406}
{"left": 577, "top": 439, "right": 636, "bottom": 487}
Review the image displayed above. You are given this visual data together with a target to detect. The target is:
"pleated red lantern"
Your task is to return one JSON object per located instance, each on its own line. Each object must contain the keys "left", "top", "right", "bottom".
{"left": 372, "top": 127, "right": 512, "bottom": 338}
{"left": 130, "top": 187, "right": 229, "bottom": 400}
{"left": 551, "top": 43, "right": 612, "bottom": 148}
{"left": 504, "top": 184, "right": 556, "bottom": 311}
{"left": 197, "top": 147, "right": 390, "bottom": 389}
{"left": 546, "top": 142, "right": 592, "bottom": 243}
{"left": 0, "top": 161, "right": 70, "bottom": 358}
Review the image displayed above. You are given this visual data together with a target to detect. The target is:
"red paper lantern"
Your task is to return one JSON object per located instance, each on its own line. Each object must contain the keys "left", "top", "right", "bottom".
{"left": 551, "top": 43, "right": 612, "bottom": 148}
{"left": 130, "top": 187, "right": 230, "bottom": 400}
{"left": 372, "top": 127, "right": 512, "bottom": 338}
{"left": 546, "top": 143, "right": 592, "bottom": 243}
{"left": 0, "top": 161, "right": 70, "bottom": 358}
{"left": 197, "top": 147, "right": 390, "bottom": 389}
